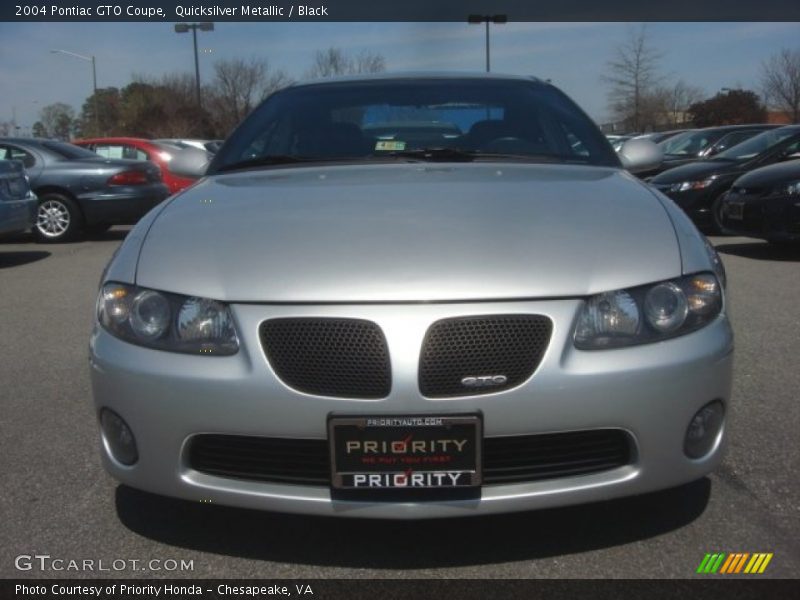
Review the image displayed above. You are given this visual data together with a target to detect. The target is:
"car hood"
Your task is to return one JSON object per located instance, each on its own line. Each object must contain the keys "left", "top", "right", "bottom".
{"left": 732, "top": 159, "right": 800, "bottom": 188}
{"left": 650, "top": 159, "right": 742, "bottom": 184}
{"left": 135, "top": 163, "right": 682, "bottom": 302}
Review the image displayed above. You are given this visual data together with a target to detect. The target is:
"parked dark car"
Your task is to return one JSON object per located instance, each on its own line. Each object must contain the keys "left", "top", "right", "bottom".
{"left": 649, "top": 125, "right": 800, "bottom": 231}
{"left": 0, "top": 159, "right": 37, "bottom": 236}
{"left": 640, "top": 124, "right": 779, "bottom": 178}
{"left": 0, "top": 138, "right": 169, "bottom": 242}
{"left": 718, "top": 159, "right": 800, "bottom": 244}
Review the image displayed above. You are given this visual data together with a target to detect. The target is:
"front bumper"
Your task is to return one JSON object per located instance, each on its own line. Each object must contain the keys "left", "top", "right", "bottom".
{"left": 720, "top": 192, "right": 800, "bottom": 242}
{"left": 650, "top": 186, "right": 716, "bottom": 227}
{"left": 89, "top": 299, "right": 734, "bottom": 519}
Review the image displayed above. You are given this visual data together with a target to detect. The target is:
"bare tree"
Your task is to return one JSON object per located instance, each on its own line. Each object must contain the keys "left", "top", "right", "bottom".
{"left": 353, "top": 50, "right": 386, "bottom": 75}
{"left": 205, "top": 58, "right": 291, "bottom": 135}
{"left": 602, "top": 25, "right": 665, "bottom": 131}
{"left": 649, "top": 80, "right": 706, "bottom": 127}
{"left": 39, "top": 103, "right": 76, "bottom": 140}
{"left": 204, "top": 58, "right": 291, "bottom": 136}
{"left": 306, "top": 47, "right": 386, "bottom": 79}
{"left": 761, "top": 48, "right": 800, "bottom": 123}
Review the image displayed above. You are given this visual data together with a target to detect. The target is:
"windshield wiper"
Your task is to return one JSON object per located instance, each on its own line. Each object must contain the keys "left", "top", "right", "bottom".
{"left": 384, "top": 148, "right": 590, "bottom": 164}
{"left": 384, "top": 147, "right": 479, "bottom": 161}
{"left": 215, "top": 155, "right": 326, "bottom": 173}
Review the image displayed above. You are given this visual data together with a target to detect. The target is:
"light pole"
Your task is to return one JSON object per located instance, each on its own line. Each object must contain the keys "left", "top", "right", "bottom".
{"left": 51, "top": 49, "right": 98, "bottom": 135}
{"left": 468, "top": 14, "right": 507, "bottom": 72}
{"left": 174, "top": 22, "right": 214, "bottom": 108}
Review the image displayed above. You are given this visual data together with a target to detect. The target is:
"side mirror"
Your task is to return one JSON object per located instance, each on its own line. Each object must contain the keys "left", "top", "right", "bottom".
{"left": 618, "top": 138, "right": 664, "bottom": 174}
{"left": 168, "top": 147, "right": 211, "bottom": 179}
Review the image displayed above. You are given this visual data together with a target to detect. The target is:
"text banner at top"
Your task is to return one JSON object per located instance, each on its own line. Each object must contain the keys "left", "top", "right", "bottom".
{"left": 4, "top": 0, "right": 800, "bottom": 22}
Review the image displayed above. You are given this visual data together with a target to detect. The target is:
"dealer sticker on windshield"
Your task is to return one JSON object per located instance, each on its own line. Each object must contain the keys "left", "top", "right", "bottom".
{"left": 328, "top": 414, "right": 482, "bottom": 489}
{"left": 375, "top": 140, "right": 406, "bottom": 151}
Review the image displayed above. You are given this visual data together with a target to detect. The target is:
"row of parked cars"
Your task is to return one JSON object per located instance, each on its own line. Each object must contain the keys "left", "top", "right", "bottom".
{"left": 2, "top": 122, "right": 799, "bottom": 245}
{"left": 612, "top": 124, "right": 800, "bottom": 244}
{"left": 0, "top": 137, "right": 214, "bottom": 242}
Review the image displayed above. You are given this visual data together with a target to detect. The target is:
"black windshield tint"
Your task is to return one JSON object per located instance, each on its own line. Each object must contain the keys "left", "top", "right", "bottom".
{"left": 210, "top": 78, "right": 619, "bottom": 173}
{"left": 714, "top": 128, "right": 800, "bottom": 161}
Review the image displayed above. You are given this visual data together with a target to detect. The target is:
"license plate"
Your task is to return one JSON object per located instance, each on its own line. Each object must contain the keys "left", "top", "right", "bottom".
{"left": 329, "top": 414, "right": 482, "bottom": 490}
{"left": 726, "top": 201, "right": 744, "bottom": 220}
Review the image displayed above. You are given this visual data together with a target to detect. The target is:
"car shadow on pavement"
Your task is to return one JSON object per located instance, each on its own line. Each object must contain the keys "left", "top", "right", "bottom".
{"left": 116, "top": 478, "right": 711, "bottom": 568}
{"left": 0, "top": 251, "right": 51, "bottom": 268}
{"left": 85, "top": 228, "right": 130, "bottom": 242}
{"left": 716, "top": 242, "right": 800, "bottom": 262}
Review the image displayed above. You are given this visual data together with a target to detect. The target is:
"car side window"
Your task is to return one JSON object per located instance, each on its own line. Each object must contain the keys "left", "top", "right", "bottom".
{"left": 123, "top": 145, "right": 149, "bottom": 161}
{"left": 94, "top": 144, "right": 123, "bottom": 159}
{"left": 781, "top": 139, "right": 800, "bottom": 159}
{"left": 0, "top": 145, "right": 36, "bottom": 168}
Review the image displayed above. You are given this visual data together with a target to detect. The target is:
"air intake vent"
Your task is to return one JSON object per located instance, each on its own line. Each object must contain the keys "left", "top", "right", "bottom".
{"left": 419, "top": 315, "right": 552, "bottom": 397}
{"left": 260, "top": 318, "right": 390, "bottom": 398}
{"left": 187, "top": 429, "right": 631, "bottom": 487}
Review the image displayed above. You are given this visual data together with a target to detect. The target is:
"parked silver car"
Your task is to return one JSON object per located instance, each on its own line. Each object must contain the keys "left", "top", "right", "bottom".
{"left": 90, "top": 74, "right": 733, "bottom": 519}
{"left": 0, "top": 160, "right": 37, "bottom": 236}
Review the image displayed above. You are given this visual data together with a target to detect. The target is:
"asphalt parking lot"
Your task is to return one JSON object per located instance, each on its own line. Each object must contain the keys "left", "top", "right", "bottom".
{"left": 0, "top": 229, "right": 798, "bottom": 579}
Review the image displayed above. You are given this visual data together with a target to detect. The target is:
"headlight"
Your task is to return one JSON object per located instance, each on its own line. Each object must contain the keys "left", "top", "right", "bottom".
{"left": 778, "top": 180, "right": 800, "bottom": 196}
{"left": 574, "top": 272, "right": 722, "bottom": 349}
{"left": 669, "top": 177, "right": 716, "bottom": 193}
{"left": 97, "top": 282, "right": 239, "bottom": 355}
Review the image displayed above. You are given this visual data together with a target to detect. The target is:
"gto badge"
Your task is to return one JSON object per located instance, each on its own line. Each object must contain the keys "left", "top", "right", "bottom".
{"left": 461, "top": 375, "right": 508, "bottom": 388}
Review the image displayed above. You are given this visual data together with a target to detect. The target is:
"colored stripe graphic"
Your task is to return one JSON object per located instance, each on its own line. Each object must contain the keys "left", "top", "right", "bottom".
{"left": 719, "top": 554, "right": 736, "bottom": 573}
{"left": 711, "top": 553, "right": 726, "bottom": 573}
{"left": 758, "top": 554, "right": 773, "bottom": 573}
{"left": 697, "top": 554, "right": 713, "bottom": 573}
{"left": 701, "top": 553, "right": 774, "bottom": 574}
{"left": 734, "top": 553, "right": 749, "bottom": 573}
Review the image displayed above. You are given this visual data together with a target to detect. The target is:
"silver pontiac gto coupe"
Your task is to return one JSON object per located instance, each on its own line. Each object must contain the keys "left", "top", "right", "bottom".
{"left": 90, "top": 74, "right": 733, "bottom": 518}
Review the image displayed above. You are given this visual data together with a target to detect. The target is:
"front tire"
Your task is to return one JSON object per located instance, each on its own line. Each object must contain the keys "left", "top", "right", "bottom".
{"left": 34, "top": 194, "right": 82, "bottom": 243}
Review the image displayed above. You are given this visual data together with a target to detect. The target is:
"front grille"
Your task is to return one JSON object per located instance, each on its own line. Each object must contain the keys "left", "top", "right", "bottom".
{"left": 260, "top": 318, "right": 390, "bottom": 398}
{"left": 482, "top": 429, "right": 631, "bottom": 484}
{"left": 419, "top": 315, "right": 552, "bottom": 397}
{"left": 189, "top": 435, "right": 330, "bottom": 485}
{"left": 188, "top": 429, "right": 630, "bottom": 487}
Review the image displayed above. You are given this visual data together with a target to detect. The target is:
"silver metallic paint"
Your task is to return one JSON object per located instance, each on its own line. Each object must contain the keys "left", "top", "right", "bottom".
{"left": 91, "top": 152, "right": 733, "bottom": 518}
{"left": 135, "top": 164, "right": 681, "bottom": 302}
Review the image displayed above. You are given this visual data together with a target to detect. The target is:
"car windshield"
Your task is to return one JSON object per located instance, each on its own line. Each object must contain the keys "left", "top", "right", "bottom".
{"left": 210, "top": 78, "right": 619, "bottom": 173}
{"left": 658, "top": 130, "right": 717, "bottom": 156}
{"left": 41, "top": 141, "right": 101, "bottom": 160}
{"left": 713, "top": 128, "right": 800, "bottom": 161}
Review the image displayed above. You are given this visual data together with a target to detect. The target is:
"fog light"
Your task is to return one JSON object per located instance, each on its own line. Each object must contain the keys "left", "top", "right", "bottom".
{"left": 684, "top": 401, "right": 724, "bottom": 459}
{"left": 100, "top": 408, "right": 138, "bottom": 465}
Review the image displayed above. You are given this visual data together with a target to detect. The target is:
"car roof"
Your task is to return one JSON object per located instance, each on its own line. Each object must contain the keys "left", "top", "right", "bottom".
{"left": 0, "top": 137, "right": 52, "bottom": 145}
{"left": 74, "top": 137, "right": 155, "bottom": 145}
{"left": 702, "top": 124, "right": 779, "bottom": 132}
{"left": 287, "top": 71, "right": 544, "bottom": 89}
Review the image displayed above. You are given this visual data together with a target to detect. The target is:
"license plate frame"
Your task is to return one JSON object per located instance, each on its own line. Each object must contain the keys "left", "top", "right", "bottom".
{"left": 328, "top": 414, "right": 482, "bottom": 490}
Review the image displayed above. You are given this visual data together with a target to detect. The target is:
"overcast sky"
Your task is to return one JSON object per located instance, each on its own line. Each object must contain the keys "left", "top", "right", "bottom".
{"left": 1, "top": 21, "right": 798, "bottom": 133}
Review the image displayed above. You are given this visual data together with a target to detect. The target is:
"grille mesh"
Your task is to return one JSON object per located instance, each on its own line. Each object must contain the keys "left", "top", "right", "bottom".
{"left": 419, "top": 315, "right": 552, "bottom": 397}
{"left": 260, "top": 318, "right": 390, "bottom": 398}
{"left": 187, "top": 429, "right": 631, "bottom": 487}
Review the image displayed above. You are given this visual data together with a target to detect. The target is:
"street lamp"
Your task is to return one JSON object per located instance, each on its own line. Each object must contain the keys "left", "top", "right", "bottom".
{"left": 174, "top": 22, "right": 214, "bottom": 108}
{"left": 468, "top": 14, "right": 507, "bottom": 72}
{"left": 51, "top": 49, "right": 98, "bottom": 135}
